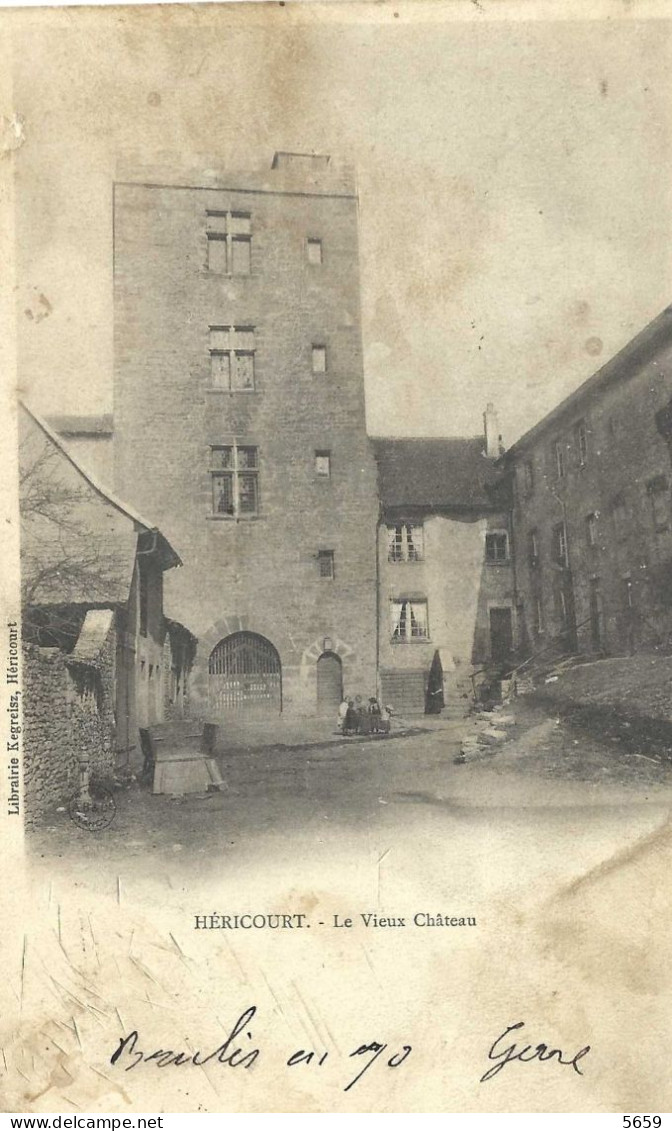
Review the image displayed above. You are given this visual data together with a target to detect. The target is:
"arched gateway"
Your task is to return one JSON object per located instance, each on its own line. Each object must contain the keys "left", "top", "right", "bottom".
{"left": 316, "top": 651, "right": 343, "bottom": 715}
{"left": 208, "top": 632, "right": 282, "bottom": 715}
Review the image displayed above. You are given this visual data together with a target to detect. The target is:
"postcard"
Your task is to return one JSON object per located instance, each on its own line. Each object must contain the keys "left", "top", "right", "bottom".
{"left": 2, "top": 0, "right": 672, "bottom": 1114}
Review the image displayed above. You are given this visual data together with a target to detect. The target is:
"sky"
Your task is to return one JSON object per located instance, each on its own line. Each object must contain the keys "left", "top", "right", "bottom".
{"left": 9, "top": 1, "right": 672, "bottom": 444}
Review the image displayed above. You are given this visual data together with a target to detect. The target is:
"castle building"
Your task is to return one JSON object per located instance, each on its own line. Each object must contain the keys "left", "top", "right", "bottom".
{"left": 503, "top": 305, "right": 672, "bottom": 659}
{"left": 113, "top": 152, "right": 379, "bottom": 718}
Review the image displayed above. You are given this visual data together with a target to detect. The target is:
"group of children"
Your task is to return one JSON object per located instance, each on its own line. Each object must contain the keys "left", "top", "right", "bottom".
{"left": 337, "top": 695, "right": 393, "bottom": 736}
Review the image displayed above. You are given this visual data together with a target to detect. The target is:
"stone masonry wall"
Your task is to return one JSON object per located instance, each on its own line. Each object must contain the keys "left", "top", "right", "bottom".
{"left": 22, "top": 629, "right": 116, "bottom": 823}
{"left": 114, "top": 162, "right": 378, "bottom": 717}
{"left": 511, "top": 330, "right": 672, "bottom": 659}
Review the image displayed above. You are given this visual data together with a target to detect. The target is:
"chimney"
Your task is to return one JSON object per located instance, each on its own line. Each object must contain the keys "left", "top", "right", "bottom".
{"left": 271, "top": 151, "right": 331, "bottom": 172}
{"left": 483, "top": 402, "right": 500, "bottom": 459}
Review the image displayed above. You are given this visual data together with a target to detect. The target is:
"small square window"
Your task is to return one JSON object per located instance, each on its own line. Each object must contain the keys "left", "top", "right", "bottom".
{"left": 307, "top": 238, "right": 323, "bottom": 265}
{"left": 315, "top": 451, "right": 331, "bottom": 477}
{"left": 312, "top": 345, "right": 327, "bottom": 374}
{"left": 317, "top": 550, "right": 335, "bottom": 578}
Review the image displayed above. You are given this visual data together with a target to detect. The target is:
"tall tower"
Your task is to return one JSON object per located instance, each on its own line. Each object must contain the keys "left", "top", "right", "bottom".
{"left": 113, "top": 152, "right": 378, "bottom": 717}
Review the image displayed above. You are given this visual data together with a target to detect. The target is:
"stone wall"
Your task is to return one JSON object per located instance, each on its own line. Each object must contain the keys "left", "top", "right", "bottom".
{"left": 22, "top": 629, "right": 116, "bottom": 823}
{"left": 509, "top": 321, "right": 672, "bottom": 659}
{"left": 113, "top": 159, "right": 378, "bottom": 717}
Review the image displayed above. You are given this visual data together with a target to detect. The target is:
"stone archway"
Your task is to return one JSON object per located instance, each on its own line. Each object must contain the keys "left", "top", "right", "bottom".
{"left": 208, "top": 632, "right": 282, "bottom": 715}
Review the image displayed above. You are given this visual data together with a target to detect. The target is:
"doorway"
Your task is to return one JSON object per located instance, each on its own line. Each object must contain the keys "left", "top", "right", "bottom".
{"left": 489, "top": 606, "right": 513, "bottom": 664}
{"left": 316, "top": 651, "right": 343, "bottom": 715}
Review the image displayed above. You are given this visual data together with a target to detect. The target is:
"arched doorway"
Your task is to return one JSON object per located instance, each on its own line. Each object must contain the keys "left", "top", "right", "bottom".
{"left": 208, "top": 632, "right": 282, "bottom": 715}
{"left": 316, "top": 651, "right": 343, "bottom": 715}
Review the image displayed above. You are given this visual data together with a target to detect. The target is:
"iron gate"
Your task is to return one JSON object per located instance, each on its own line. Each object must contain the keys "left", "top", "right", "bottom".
{"left": 208, "top": 632, "right": 282, "bottom": 714}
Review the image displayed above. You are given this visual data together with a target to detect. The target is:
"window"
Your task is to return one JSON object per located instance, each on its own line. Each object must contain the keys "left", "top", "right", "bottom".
{"left": 206, "top": 211, "right": 251, "bottom": 275}
{"left": 586, "top": 512, "right": 599, "bottom": 547}
{"left": 576, "top": 421, "right": 588, "bottom": 467}
{"left": 209, "top": 326, "right": 255, "bottom": 391}
{"left": 623, "top": 576, "right": 634, "bottom": 609}
{"left": 485, "top": 532, "right": 509, "bottom": 563}
{"left": 529, "top": 528, "right": 539, "bottom": 567}
{"left": 533, "top": 596, "right": 544, "bottom": 635}
{"left": 647, "top": 476, "right": 670, "bottom": 533}
{"left": 553, "top": 521, "right": 569, "bottom": 566}
{"left": 522, "top": 460, "right": 534, "bottom": 495}
{"left": 390, "top": 599, "right": 429, "bottom": 641}
{"left": 138, "top": 564, "right": 149, "bottom": 637}
{"left": 555, "top": 586, "right": 569, "bottom": 627}
{"left": 307, "top": 238, "right": 323, "bottom": 265}
{"left": 312, "top": 345, "right": 327, "bottom": 374}
{"left": 210, "top": 443, "right": 259, "bottom": 517}
{"left": 387, "top": 523, "right": 424, "bottom": 562}
{"left": 315, "top": 450, "right": 331, "bottom": 477}
{"left": 317, "top": 550, "right": 335, "bottom": 579}
{"left": 554, "top": 441, "right": 565, "bottom": 480}
{"left": 611, "top": 493, "right": 628, "bottom": 540}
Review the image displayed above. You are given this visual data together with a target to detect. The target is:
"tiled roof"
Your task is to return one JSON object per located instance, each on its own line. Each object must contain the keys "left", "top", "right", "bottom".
{"left": 372, "top": 437, "right": 506, "bottom": 510}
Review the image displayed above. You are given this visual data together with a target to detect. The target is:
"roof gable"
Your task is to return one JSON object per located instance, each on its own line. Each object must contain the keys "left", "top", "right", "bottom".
{"left": 373, "top": 437, "right": 507, "bottom": 511}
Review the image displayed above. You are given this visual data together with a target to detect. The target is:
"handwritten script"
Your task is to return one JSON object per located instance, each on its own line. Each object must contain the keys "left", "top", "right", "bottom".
{"left": 110, "top": 1009, "right": 591, "bottom": 1092}
{"left": 110, "top": 1006, "right": 412, "bottom": 1093}
{"left": 481, "top": 1021, "right": 591, "bottom": 1083}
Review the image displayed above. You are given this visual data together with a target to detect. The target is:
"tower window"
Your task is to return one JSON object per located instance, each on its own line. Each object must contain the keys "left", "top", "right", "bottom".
{"left": 312, "top": 345, "right": 327, "bottom": 374}
{"left": 210, "top": 443, "right": 259, "bottom": 517}
{"left": 307, "top": 238, "right": 323, "bottom": 265}
{"left": 206, "top": 211, "right": 252, "bottom": 276}
{"left": 317, "top": 550, "right": 335, "bottom": 578}
{"left": 209, "top": 326, "right": 255, "bottom": 391}
{"left": 315, "top": 451, "right": 331, "bottom": 478}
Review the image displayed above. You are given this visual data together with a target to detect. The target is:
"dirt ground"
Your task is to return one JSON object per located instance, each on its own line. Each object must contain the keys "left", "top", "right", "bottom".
{"left": 27, "top": 697, "right": 672, "bottom": 878}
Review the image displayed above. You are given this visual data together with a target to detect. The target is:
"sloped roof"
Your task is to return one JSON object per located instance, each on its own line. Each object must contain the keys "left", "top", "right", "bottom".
{"left": 372, "top": 437, "right": 506, "bottom": 511}
{"left": 20, "top": 401, "right": 180, "bottom": 570}
{"left": 504, "top": 303, "right": 672, "bottom": 458}
{"left": 47, "top": 413, "right": 113, "bottom": 436}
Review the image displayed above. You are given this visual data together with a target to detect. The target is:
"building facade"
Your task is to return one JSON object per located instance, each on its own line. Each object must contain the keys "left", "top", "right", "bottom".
{"left": 374, "top": 408, "right": 515, "bottom": 715}
{"left": 113, "top": 152, "right": 378, "bottom": 718}
{"left": 504, "top": 306, "right": 672, "bottom": 661}
{"left": 19, "top": 403, "right": 189, "bottom": 801}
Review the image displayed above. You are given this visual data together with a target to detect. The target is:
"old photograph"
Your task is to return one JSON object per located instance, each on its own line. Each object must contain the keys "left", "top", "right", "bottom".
{"left": 2, "top": 0, "right": 672, "bottom": 1114}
